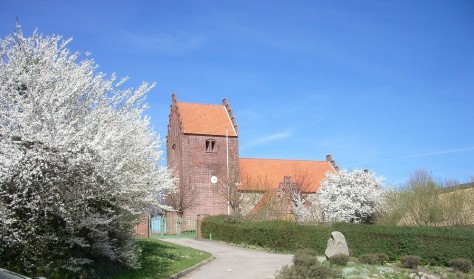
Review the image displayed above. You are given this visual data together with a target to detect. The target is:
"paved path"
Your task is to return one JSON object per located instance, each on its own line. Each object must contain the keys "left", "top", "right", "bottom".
{"left": 163, "top": 239, "right": 292, "bottom": 279}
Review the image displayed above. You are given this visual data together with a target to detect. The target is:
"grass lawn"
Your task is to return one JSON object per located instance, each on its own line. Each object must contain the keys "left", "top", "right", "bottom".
{"left": 110, "top": 238, "right": 212, "bottom": 279}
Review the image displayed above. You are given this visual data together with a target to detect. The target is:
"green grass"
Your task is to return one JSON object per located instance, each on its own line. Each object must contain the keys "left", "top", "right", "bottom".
{"left": 109, "top": 238, "right": 212, "bottom": 279}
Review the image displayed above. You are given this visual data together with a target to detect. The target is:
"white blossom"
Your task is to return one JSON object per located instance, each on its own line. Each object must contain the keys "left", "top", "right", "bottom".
{"left": 317, "top": 169, "right": 385, "bottom": 223}
{"left": 0, "top": 24, "right": 174, "bottom": 275}
{"left": 291, "top": 191, "right": 311, "bottom": 223}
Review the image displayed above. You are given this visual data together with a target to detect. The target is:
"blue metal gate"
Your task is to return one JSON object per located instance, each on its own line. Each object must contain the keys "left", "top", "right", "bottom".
{"left": 149, "top": 217, "right": 197, "bottom": 239}
{"left": 150, "top": 216, "right": 162, "bottom": 235}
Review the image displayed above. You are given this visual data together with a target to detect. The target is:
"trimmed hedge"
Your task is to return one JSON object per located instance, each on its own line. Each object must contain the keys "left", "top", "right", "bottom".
{"left": 201, "top": 215, "right": 474, "bottom": 265}
{"left": 202, "top": 216, "right": 331, "bottom": 252}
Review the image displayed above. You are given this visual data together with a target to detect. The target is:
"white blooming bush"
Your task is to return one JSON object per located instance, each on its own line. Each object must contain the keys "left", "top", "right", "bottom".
{"left": 0, "top": 25, "right": 174, "bottom": 277}
{"left": 317, "top": 169, "right": 385, "bottom": 224}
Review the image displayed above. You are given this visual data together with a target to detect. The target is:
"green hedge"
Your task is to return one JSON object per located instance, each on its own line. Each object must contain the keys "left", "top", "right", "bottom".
{"left": 201, "top": 216, "right": 331, "bottom": 252}
{"left": 201, "top": 215, "right": 474, "bottom": 265}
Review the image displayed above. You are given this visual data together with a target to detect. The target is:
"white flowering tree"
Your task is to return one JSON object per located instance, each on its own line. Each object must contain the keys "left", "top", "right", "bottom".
{"left": 317, "top": 169, "right": 385, "bottom": 224}
{"left": 0, "top": 25, "right": 174, "bottom": 277}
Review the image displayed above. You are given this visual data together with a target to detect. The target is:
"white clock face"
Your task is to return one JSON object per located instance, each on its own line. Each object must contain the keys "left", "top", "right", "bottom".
{"left": 210, "top": 176, "right": 218, "bottom": 184}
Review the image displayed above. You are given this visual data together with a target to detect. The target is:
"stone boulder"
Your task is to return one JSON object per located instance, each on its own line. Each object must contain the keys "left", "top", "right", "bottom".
{"left": 325, "top": 231, "right": 349, "bottom": 258}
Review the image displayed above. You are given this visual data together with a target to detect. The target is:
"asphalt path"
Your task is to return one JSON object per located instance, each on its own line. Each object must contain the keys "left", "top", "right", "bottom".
{"left": 163, "top": 239, "right": 293, "bottom": 279}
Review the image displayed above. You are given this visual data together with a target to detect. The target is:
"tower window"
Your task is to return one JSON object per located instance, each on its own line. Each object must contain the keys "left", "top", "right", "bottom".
{"left": 205, "top": 139, "right": 216, "bottom": 153}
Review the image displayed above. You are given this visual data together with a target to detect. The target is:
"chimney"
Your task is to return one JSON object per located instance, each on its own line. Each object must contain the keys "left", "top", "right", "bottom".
{"left": 326, "top": 154, "right": 333, "bottom": 162}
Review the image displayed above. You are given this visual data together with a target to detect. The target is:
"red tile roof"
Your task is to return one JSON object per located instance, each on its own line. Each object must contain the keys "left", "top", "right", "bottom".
{"left": 239, "top": 158, "right": 337, "bottom": 193}
{"left": 177, "top": 102, "right": 237, "bottom": 137}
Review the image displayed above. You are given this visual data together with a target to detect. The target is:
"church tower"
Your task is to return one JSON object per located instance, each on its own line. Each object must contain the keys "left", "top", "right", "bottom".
{"left": 166, "top": 93, "right": 239, "bottom": 218}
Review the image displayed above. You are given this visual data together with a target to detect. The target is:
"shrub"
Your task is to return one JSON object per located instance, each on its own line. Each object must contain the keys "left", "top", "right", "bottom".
{"left": 400, "top": 255, "right": 421, "bottom": 269}
{"left": 448, "top": 258, "right": 472, "bottom": 273}
{"left": 359, "top": 253, "right": 379, "bottom": 265}
{"left": 306, "top": 264, "right": 341, "bottom": 279}
{"left": 293, "top": 249, "right": 318, "bottom": 268}
{"left": 329, "top": 254, "right": 350, "bottom": 266}
{"left": 276, "top": 261, "right": 340, "bottom": 279}
{"left": 376, "top": 253, "right": 389, "bottom": 265}
{"left": 357, "top": 253, "right": 389, "bottom": 265}
{"left": 276, "top": 264, "right": 340, "bottom": 279}
{"left": 276, "top": 247, "right": 340, "bottom": 279}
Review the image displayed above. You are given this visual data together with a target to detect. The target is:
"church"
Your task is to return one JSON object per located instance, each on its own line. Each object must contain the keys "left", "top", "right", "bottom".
{"left": 166, "top": 93, "right": 338, "bottom": 219}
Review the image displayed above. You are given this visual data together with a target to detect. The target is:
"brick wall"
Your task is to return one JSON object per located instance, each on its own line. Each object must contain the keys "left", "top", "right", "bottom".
{"left": 135, "top": 214, "right": 149, "bottom": 237}
{"left": 175, "top": 133, "right": 239, "bottom": 219}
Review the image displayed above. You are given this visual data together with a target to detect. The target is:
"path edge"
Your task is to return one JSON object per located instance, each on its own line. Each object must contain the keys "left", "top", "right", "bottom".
{"left": 168, "top": 256, "right": 215, "bottom": 279}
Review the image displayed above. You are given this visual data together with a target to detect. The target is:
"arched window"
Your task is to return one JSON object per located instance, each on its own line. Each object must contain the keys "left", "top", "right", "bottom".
{"left": 205, "top": 139, "right": 216, "bottom": 153}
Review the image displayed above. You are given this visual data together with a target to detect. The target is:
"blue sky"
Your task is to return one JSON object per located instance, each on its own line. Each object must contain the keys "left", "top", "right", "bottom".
{"left": 1, "top": 0, "right": 473, "bottom": 185}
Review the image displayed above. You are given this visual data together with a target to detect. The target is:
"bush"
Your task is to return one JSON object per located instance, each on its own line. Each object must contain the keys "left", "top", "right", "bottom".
{"left": 276, "top": 263, "right": 340, "bottom": 279}
{"left": 358, "top": 253, "right": 390, "bottom": 265}
{"left": 448, "top": 258, "right": 472, "bottom": 273}
{"left": 277, "top": 250, "right": 340, "bottom": 279}
{"left": 329, "top": 254, "right": 349, "bottom": 266}
{"left": 359, "top": 253, "right": 379, "bottom": 265}
{"left": 376, "top": 253, "right": 389, "bottom": 265}
{"left": 293, "top": 249, "right": 318, "bottom": 268}
{"left": 306, "top": 264, "right": 340, "bottom": 279}
{"left": 400, "top": 255, "right": 421, "bottom": 269}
